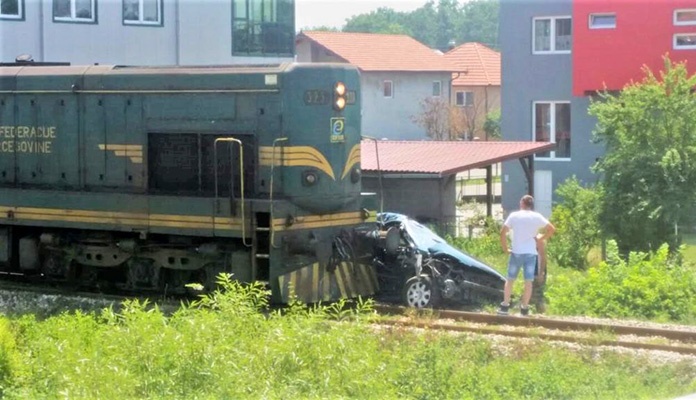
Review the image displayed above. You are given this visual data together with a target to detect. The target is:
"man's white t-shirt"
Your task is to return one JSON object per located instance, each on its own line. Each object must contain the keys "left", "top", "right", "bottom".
{"left": 504, "top": 210, "right": 549, "bottom": 255}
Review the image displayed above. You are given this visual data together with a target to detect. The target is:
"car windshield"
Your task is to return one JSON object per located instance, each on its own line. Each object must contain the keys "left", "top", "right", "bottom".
{"left": 403, "top": 219, "right": 446, "bottom": 250}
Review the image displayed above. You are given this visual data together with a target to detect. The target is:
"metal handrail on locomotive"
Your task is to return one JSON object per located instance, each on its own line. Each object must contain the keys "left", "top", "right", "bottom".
{"left": 0, "top": 62, "right": 378, "bottom": 303}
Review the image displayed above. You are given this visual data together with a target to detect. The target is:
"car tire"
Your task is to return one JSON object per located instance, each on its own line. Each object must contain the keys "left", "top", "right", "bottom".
{"left": 402, "top": 274, "right": 440, "bottom": 308}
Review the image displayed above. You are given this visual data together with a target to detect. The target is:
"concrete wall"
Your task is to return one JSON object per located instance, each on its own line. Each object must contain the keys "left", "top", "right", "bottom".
{"left": 295, "top": 40, "right": 343, "bottom": 64}
{"left": 450, "top": 84, "right": 500, "bottom": 140}
{"left": 499, "top": 0, "right": 604, "bottom": 216}
{"left": 363, "top": 174, "right": 456, "bottom": 223}
{"left": 361, "top": 71, "right": 452, "bottom": 140}
{"left": 1, "top": 0, "right": 292, "bottom": 65}
{"left": 0, "top": 1, "right": 41, "bottom": 62}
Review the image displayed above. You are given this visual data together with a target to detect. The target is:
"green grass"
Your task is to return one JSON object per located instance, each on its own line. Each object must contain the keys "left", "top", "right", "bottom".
{"left": 1, "top": 279, "right": 695, "bottom": 399}
{"left": 681, "top": 233, "right": 696, "bottom": 263}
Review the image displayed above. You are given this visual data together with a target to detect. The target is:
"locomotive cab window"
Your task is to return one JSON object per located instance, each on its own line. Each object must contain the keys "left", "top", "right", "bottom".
{"left": 148, "top": 133, "right": 255, "bottom": 197}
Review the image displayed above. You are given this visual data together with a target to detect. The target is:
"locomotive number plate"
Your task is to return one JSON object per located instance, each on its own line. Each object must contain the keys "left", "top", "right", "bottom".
{"left": 304, "top": 90, "right": 329, "bottom": 105}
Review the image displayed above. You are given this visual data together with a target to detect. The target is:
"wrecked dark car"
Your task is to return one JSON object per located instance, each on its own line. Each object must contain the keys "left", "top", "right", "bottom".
{"left": 367, "top": 213, "right": 505, "bottom": 308}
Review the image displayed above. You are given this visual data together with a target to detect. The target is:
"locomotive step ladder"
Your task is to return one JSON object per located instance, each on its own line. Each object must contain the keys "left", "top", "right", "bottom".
{"left": 253, "top": 212, "right": 271, "bottom": 281}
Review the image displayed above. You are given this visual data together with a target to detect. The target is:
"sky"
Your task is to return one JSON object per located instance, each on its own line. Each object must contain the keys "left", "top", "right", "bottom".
{"left": 295, "top": 0, "right": 430, "bottom": 30}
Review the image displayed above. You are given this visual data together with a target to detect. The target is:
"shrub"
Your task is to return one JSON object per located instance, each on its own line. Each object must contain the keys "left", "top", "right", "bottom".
{"left": 4, "top": 274, "right": 696, "bottom": 398}
{"left": 547, "top": 241, "right": 696, "bottom": 322}
{"left": 0, "top": 317, "right": 22, "bottom": 395}
{"left": 547, "top": 177, "right": 603, "bottom": 270}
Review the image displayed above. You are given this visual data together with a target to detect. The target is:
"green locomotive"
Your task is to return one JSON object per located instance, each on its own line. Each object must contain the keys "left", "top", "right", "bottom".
{"left": 0, "top": 62, "right": 377, "bottom": 302}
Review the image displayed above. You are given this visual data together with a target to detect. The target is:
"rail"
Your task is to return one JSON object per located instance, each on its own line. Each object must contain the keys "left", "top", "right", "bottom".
{"left": 374, "top": 305, "right": 696, "bottom": 355}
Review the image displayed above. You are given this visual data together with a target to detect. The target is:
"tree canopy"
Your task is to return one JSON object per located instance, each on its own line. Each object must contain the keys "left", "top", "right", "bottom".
{"left": 589, "top": 57, "right": 696, "bottom": 254}
{"left": 338, "top": 0, "right": 499, "bottom": 50}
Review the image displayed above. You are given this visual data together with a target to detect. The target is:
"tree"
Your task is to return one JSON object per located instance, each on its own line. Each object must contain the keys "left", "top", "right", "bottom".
{"left": 341, "top": 0, "right": 499, "bottom": 50}
{"left": 435, "top": 0, "right": 461, "bottom": 50}
{"left": 547, "top": 177, "right": 602, "bottom": 269}
{"left": 302, "top": 26, "right": 340, "bottom": 32}
{"left": 343, "top": 7, "right": 412, "bottom": 35}
{"left": 457, "top": 0, "right": 500, "bottom": 49}
{"left": 483, "top": 109, "right": 501, "bottom": 140}
{"left": 589, "top": 56, "right": 696, "bottom": 254}
{"left": 404, "top": 1, "right": 438, "bottom": 48}
{"left": 411, "top": 97, "right": 467, "bottom": 140}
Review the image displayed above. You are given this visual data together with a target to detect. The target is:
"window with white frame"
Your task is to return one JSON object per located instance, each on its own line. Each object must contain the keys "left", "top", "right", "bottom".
{"left": 589, "top": 13, "right": 615, "bottom": 29}
{"left": 455, "top": 91, "right": 474, "bottom": 107}
{"left": 123, "top": 0, "right": 162, "bottom": 26}
{"left": 674, "top": 33, "right": 696, "bottom": 49}
{"left": 432, "top": 81, "right": 441, "bottom": 97}
{"left": 1, "top": 0, "right": 23, "bottom": 19}
{"left": 54, "top": 0, "right": 96, "bottom": 23}
{"left": 533, "top": 16, "right": 572, "bottom": 54}
{"left": 674, "top": 9, "right": 696, "bottom": 26}
{"left": 383, "top": 81, "right": 393, "bottom": 98}
{"left": 533, "top": 102, "right": 571, "bottom": 159}
{"left": 232, "top": 0, "right": 294, "bottom": 56}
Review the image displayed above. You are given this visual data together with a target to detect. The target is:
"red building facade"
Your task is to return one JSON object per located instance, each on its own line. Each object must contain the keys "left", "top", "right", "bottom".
{"left": 573, "top": 0, "right": 696, "bottom": 96}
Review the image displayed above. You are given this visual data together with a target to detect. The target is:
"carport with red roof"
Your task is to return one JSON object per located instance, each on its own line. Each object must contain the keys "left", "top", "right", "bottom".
{"left": 360, "top": 140, "right": 555, "bottom": 230}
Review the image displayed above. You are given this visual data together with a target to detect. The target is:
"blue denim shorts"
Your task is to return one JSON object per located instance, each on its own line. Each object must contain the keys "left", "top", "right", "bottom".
{"left": 507, "top": 253, "right": 538, "bottom": 281}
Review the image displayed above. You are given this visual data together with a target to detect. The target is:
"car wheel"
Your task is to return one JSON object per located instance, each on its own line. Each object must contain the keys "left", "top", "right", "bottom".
{"left": 402, "top": 274, "right": 440, "bottom": 308}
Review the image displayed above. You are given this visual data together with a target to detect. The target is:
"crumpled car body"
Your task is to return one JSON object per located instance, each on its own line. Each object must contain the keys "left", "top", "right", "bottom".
{"left": 372, "top": 213, "right": 505, "bottom": 308}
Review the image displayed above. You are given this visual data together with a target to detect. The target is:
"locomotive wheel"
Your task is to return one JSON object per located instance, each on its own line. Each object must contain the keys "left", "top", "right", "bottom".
{"left": 126, "top": 259, "right": 159, "bottom": 290}
{"left": 41, "top": 254, "right": 72, "bottom": 280}
{"left": 402, "top": 274, "right": 440, "bottom": 308}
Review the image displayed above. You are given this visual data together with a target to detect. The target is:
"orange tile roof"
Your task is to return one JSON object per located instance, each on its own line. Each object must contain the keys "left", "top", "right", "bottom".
{"left": 444, "top": 42, "right": 501, "bottom": 86}
{"left": 361, "top": 141, "right": 555, "bottom": 177}
{"left": 297, "top": 31, "right": 460, "bottom": 72}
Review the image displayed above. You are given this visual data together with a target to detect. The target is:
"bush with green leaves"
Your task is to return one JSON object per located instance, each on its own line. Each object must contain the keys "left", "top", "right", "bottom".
{"left": 448, "top": 221, "right": 503, "bottom": 260}
{"left": 590, "top": 56, "right": 696, "bottom": 254}
{"left": 483, "top": 109, "right": 501, "bottom": 140}
{"left": 0, "top": 316, "right": 23, "bottom": 396}
{"left": 547, "top": 241, "right": 696, "bottom": 322}
{"left": 1, "top": 273, "right": 696, "bottom": 398}
{"left": 547, "top": 177, "right": 603, "bottom": 270}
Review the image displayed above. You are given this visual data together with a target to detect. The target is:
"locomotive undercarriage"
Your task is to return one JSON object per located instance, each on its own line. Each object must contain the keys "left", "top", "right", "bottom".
{"left": 6, "top": 227, "right": 252, "bottom": 295}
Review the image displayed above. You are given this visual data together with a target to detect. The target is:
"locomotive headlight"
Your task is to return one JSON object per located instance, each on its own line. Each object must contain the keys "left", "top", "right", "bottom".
{"left": 350, "top": 167, "right": 361, "bottom": 183}
{"left": 302, "top": 170, "right": 318, "bottom": 186}
{"left": 333, "top": 82, "right": 347, "bottom": 111}
{"left": 334, "top": 82, "right": 346, "bottom": 96}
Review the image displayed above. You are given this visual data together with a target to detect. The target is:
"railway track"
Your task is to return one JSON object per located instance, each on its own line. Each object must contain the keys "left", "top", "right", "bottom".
{"left": 0, "top": 273, "right": 182, "bottom": 315}
{"left": 374, "top": 305, "right": 696, "bottom": 356}
{"left": 2, "top": 277, "right": 695, "bottom": 356}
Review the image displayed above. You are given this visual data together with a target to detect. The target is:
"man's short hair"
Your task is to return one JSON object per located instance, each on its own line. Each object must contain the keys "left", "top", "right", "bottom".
{"left": 521, "top": 195, "right": 534, "bottom": 209}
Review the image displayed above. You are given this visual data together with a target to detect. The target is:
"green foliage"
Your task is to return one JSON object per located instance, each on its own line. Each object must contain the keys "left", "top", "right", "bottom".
{"left": 482, "top": 109, "right": 501, "bottom": 140}
{"left": 301, "top": 25, "right": 340, "bottom": 32}
{"left": 0, "top": 317, "right": 23, "bottom": 395}
{"left": 448, "top": 219, "right": 502, "bottom": 259}
{"left": 343, "top": 7, "right": 413, "bottom": 36}
{"left": 2, "top": 273, "right": 696, "bottom": 398}
{"left": 547, "top": 177, "right": 603, "bottom": 270}
{"left": 343, "top": 0, "right": 499, "bottom": 50}
{"left": 449, "top": 202, "right": 503, "bottom": 259}
{"left": 590, "top": 56, "right": 696, "bottom": 254}
{"left": 547, "top": 241, "right": 696, "bottom": 322}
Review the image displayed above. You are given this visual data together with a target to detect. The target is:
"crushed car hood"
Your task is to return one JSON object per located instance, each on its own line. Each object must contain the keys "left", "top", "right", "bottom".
{"left": 379, "top": 213, "right": 505, "bottom": 280}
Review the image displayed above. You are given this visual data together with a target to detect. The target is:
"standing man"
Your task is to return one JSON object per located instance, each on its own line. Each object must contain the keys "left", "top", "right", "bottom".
{"left": 498, "top": 195, "right": 555, "bottom": 316}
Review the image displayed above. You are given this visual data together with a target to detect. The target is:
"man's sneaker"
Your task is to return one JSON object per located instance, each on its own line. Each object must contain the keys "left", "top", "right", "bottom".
{"left": 520, "top": 306, "right": 530, "bottom": 316}
{"left": 497, "top": 303, "right": 510, "bottom": 315}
